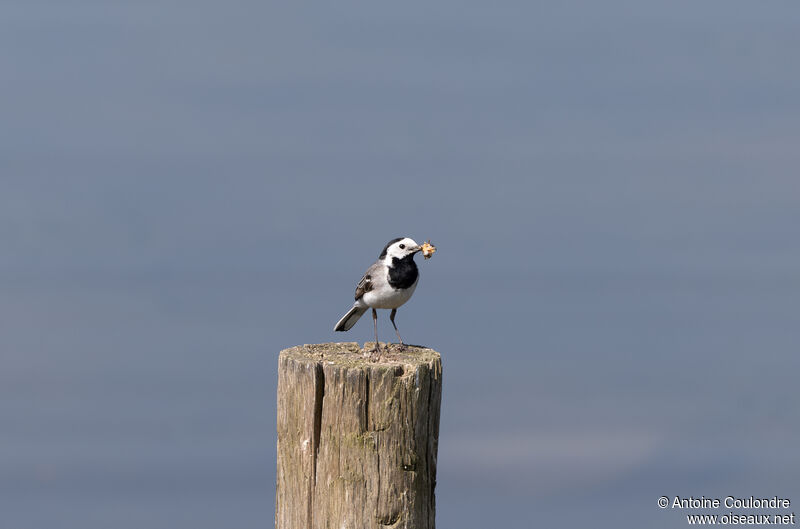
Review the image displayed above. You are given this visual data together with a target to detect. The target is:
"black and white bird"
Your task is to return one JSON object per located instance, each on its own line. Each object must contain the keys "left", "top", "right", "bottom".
{"left": 334, "top": 237, "right": 425, "bottom": 352}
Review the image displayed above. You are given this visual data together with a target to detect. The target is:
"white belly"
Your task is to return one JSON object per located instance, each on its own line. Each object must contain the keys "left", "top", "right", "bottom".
{"left": 362, "top": 280, "right": 418, "bottom": 309}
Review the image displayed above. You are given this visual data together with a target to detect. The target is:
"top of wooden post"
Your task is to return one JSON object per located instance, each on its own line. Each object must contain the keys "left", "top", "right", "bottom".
{"left": 281, "top": 342, "right": 441, "bottom": 370}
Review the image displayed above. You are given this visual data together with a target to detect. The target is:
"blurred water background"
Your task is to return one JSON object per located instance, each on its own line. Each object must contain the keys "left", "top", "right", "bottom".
{"left": 2, "top": 1, "right": 799, "bottom": 527}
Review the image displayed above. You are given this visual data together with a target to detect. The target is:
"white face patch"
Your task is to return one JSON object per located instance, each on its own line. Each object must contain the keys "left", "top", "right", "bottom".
{"left": 384, "top": 237, "right": 419, "bottom": 261}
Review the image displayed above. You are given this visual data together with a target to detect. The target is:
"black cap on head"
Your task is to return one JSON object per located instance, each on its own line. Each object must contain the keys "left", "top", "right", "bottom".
{"left": 379, "top": 237, "right": 405, "bottom": 259}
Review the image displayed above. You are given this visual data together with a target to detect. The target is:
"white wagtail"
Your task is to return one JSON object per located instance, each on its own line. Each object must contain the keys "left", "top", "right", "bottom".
{"left": 334, "top": 237, "right": 428, "bottom": 352}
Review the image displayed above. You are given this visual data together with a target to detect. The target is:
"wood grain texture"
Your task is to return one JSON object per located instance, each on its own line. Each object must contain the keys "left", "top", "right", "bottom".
{"left": 276, "top": 342, "right": 442, "bottom": 529}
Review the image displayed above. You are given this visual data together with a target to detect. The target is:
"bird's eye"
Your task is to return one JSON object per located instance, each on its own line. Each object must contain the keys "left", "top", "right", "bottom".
{"left": 399, "top": 244, "right": 405, "bottom": 249}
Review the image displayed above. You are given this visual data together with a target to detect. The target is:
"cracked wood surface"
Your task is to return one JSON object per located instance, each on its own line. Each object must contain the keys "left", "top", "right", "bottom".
{"left": 275, "top": 342, "right": 442, "bottom": 529}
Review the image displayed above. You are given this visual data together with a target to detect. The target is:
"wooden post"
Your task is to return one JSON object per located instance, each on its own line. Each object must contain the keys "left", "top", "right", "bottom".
{"left": 275, "top": 342, "right": 442, "bottom": 529}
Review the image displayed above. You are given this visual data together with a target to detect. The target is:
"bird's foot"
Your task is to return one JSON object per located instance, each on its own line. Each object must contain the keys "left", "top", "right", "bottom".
{"left": 367, "top": 342, "right": 383, "bottom": 361}
{"left": 395, "top": 342, "right": 407, "bottom": 351}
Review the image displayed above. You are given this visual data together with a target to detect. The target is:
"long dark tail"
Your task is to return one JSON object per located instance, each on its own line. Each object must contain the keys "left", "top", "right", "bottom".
{"left": 334, "top": 306, "right": 367, "bottom": 332}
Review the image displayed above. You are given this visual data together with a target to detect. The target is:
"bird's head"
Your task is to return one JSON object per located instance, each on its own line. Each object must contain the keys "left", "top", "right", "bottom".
{"left": 379, "top": 237, "right": 421, "bottom": 261}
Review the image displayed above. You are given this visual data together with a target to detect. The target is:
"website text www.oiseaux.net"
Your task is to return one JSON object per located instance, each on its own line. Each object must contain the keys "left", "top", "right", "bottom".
{"left": 686, "top": 513, "right": 795, "bottom": 525}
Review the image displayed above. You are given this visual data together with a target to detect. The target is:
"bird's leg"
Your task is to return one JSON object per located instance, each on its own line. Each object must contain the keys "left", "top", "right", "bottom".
{"left": 371, "top": 308, "right": 380, "bottom": 354}
{"left": 390, "top": 308, "right": 406, "bottom": 350}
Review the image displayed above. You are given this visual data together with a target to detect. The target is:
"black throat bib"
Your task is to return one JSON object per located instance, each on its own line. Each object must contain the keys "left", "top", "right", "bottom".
{"left": 388, "top": 255, "right": 419, "bottom": 289}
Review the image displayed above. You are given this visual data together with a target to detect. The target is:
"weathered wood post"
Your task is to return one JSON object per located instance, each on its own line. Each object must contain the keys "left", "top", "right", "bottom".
{"left": 275, "top": 342, "right": 442, "bottom": 529}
